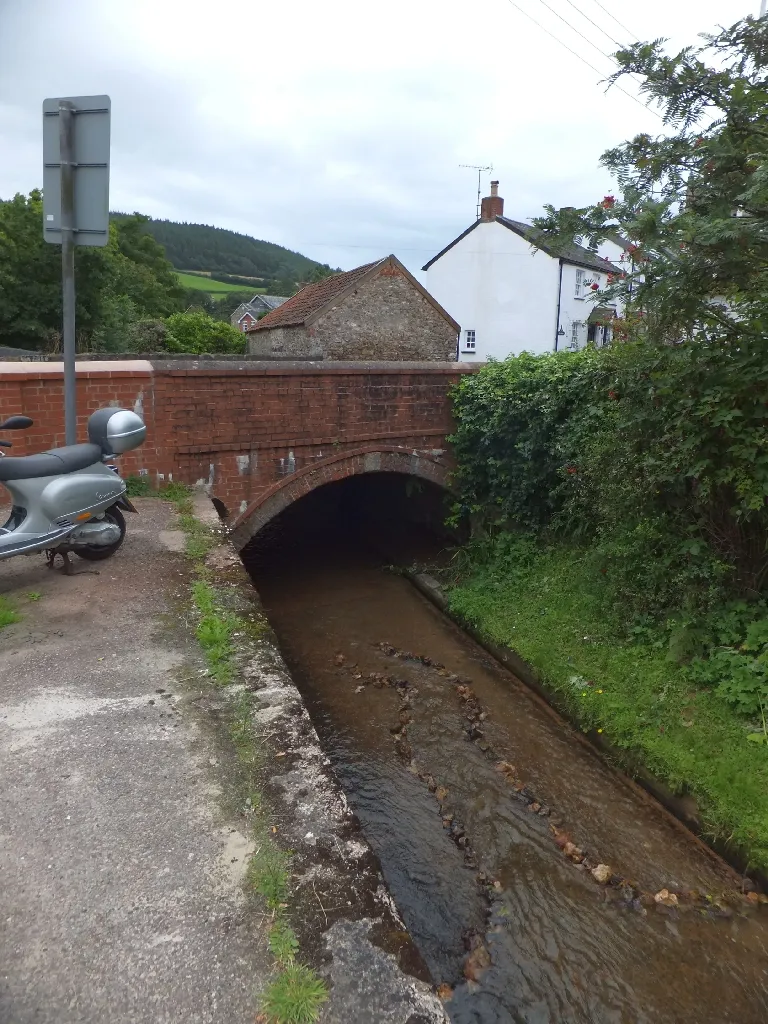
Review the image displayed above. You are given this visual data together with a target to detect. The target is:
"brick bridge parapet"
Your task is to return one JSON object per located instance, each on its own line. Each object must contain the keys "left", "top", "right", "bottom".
{"left": 0, "top": 359, "right": 473, "bottom": 540}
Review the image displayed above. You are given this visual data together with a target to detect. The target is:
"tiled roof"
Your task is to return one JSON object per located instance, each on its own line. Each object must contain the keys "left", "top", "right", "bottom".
{"left": 422, "top": 216, "right": 622, "bottom": 274}
{"left": 497, "top": 218, "right": 621, "bottom": 273}
{"left": 251, "top": 261, "right": 384, "bottom": 330}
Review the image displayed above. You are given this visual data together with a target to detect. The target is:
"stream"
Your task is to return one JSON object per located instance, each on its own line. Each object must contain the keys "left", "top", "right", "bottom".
{"left": 245, "top": 475, "right": 768, "bottom": 1024}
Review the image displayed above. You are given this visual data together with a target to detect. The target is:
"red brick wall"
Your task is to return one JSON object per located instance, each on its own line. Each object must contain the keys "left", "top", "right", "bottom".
{"left": 0, "top": 360, "right": 471, "bottom": 516}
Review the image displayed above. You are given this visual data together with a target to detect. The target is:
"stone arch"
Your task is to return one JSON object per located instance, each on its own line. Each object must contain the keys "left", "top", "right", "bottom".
{"left": 229, "top": 445, "right": 451, "bottom": 551}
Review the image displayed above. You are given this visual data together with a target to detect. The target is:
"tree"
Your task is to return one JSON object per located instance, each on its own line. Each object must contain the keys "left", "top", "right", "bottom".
{"left": 272, "top": 275, "right": 298, "bottom": 297}
{"left": 0, "top": 194, "right": 185, "bottom": 351}
{"left": 534, "top": 17, "right": 768, "bottom": 346}
{"left": 111, "top": 214, "right": 185, "bottom": 317}
{"left": 307, "top": 264, "right": 336, "bottom": 283}
{"left": 163, "top": 311, "right": 245, "bottom": 354}
{"left": 210, "top": 290, "right": 254, "bottom": 322}
{"left": 0, "top": 190, "right": 113, "bottom": 348}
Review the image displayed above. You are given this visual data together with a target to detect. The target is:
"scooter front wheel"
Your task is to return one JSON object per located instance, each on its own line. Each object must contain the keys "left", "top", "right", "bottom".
{"left": 75, "top": 506, "right": 126, "bottom": 561}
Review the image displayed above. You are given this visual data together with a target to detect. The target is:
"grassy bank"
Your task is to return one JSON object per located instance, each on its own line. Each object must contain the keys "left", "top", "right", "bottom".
{"left": 446, "top": 539, "right": 768, "bottom": 874}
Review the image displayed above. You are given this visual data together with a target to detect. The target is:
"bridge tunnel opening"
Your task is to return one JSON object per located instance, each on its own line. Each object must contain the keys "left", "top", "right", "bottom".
{"left": 240, "top": 471, "right": 460, "bottom": 579}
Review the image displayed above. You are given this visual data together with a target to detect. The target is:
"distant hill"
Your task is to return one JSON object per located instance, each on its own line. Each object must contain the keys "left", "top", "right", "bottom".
{"left": 111, "top": 214, "right": 326, "bottom": 281}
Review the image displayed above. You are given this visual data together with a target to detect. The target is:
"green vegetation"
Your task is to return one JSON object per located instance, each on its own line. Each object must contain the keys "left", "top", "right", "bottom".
{"left": 248, "top": 838, "right": 292, "bottom": 909}
{"left": 447, "top": 536, "right": 768, "bottom": 870}
{"left": 260, "top": 964, "right": 328, "bottom": 1024}
{"left": 449, "top": 321, "right": 768, "bottom": 868}
{"left": 268, "top": 918, "right": 301, "bottom": 964}
{"left": 164, "top": 486, "right": 327, "bottom": 1020}
{"left": 163, "top": 311, "right": 245, "bottom": 354}
{"left": 191, "top": 579, "right": 239, "bottom": 685}
{"left": 0, "top": 596, "right": 19, "bottom": 628}
{"left": 116, "top": 215, "right": 329, "bottom": 285}
{"left": 0, "top": 199, "right": 185, "bottom": 352}
{"left": 535, "top": 16, "right": 768, "bottom": 349}
{"left": 176, "top": 271, "right": 262, "bottom": 295}
{"left": 0, "top": 197, "right": 321, "bottom": 353}
{"left": 449, "top": 18, "right": 768, "bottom": 870}
{"left": 125, "top": 475, "right": 153, "bottom": 497}
{"left": 25, "top": 592, "right": 41, "bottom": 603}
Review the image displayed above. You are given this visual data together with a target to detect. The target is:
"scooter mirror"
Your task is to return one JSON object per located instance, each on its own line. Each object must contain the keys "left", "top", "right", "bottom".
{"left": 0, "top": 416, "right": 33, "bottom": 430}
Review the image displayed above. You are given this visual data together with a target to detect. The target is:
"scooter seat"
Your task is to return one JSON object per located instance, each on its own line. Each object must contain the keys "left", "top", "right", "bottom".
{"left": 0, "top": 443, "right": 104, "bottom": 482}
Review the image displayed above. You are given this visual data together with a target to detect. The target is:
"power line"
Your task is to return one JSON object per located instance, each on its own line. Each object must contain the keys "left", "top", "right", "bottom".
{"left": 583, "top": 0, "right": 640, "bottom": 43}
{"left": 532, "top": 0, "right": 625, "bottom": 65}
{"left": 502, "top": 0, "right": 662, "bottom": 119}
{"left": 560, "top": 0, "right": 626, "bottom": 48}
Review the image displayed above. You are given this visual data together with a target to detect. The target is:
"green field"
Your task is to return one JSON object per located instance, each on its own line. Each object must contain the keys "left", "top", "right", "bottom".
{"left": 176, "top": 272, "right": 264, "bottom": 296}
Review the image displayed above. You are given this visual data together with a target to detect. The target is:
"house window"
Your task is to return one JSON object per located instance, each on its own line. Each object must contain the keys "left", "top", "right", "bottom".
{"left": 574, "top": 269, "right": 585, "bottom": 299}
{"left": 462, "top": 329, "right": 477, "bottom": 353}
{"left": 570, "top": 322, "right": 582, "bottom": 349}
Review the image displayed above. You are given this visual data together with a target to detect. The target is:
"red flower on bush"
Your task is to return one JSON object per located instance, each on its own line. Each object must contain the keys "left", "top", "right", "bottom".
{"left": 607, "top": 273, "right": 614, "bottom": 284}
{"left": 602, "top": 195, "right": 615, "bottom": 208}
{"left": 566, "top": 466, "right": 578, "bottom": 475}
{"left": 591, "top": 282, "right": 600, "bottom": 291}
{"left": 608, "top": 390, "right": 618, "bottom": 400}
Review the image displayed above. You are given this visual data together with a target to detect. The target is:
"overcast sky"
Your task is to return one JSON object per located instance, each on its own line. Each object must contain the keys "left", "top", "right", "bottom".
{"left": 0, "top": 0, "right": 749, "bottom": 276}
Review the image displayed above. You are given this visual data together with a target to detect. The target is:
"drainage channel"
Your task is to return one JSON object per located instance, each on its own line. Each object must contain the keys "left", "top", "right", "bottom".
{"left": 243, "top": 482, "right": 768, "bottom": 1023}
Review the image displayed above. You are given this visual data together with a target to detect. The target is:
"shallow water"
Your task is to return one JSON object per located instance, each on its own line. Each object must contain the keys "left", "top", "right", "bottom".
{"left": 248, "top": 483, "right": 768, "bottom": 1023}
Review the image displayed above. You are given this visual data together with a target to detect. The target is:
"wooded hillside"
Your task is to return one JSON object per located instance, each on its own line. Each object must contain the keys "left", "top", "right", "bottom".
{"left": 112, "top": 215, "right": 325, "bottom": 281}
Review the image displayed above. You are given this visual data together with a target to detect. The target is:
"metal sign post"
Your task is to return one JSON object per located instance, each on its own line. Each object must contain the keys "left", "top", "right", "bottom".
{"left": 43, "top": 95, "right": 110, "bottom": 445}
{"left": 58, "top": 102, "right": 77, "bottom": 445}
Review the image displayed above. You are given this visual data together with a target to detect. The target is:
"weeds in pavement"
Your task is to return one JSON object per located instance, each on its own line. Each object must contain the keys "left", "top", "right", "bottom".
{"left": 179, "top": 496, "right": 328, "bottom": 1021}
{"left": 124, "top": 474, "right": 152, "bottom": 497}
{"left": 260, "top": 964, "right": 328, "bottom": 1024}
{"left": 191, "top": 579, "right": 240, "bottom": 684}
{"left": 248, "top": 843, "right": 291, "bottom": 910}
{"left": 0, "top": 597, "right": 19, "bottom": 628}
{"left": 159, "top": 480, "right": 195, "bottom": 508}
{"left": 268, "top": 920, "right": 300, "bottom": 965}
{"left": 26, "top": 592, "right": 41, "bottom": 602}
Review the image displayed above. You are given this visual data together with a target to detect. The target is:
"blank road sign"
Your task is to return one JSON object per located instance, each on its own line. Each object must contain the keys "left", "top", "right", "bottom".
{"left": 42, "top": 95, "right": 111, "bottom": 246}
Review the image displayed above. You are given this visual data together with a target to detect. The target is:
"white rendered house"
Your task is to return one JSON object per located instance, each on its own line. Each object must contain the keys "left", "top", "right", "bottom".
{"left": 423, "top": 182, "right": 629, "bottom": 361}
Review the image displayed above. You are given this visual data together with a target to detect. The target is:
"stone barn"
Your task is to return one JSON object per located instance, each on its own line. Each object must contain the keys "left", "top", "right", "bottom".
{"left": 246, "top": 255, "right": 459, "bottom": 361}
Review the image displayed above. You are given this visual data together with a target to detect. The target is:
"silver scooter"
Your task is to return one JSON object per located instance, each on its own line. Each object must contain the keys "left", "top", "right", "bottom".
{"left": 0, "top": 407, "right": 146, "bottom": 573}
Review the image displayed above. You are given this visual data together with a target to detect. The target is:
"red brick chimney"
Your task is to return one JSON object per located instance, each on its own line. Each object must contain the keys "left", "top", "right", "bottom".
{"left": 480, "top": 180, "right": 504, "bottom": 221}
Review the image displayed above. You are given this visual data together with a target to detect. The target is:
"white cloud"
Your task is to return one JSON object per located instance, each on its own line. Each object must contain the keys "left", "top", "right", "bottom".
{"left": 0, "top": 0, "right": 734, "bottom": 275}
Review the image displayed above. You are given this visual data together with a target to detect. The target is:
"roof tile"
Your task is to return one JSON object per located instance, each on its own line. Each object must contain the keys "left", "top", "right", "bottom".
{"left": 498, "top": 217, "right": 622, "bottom": 273}
{"left": 250, "top": 261, "right": 383, "bottom": 331}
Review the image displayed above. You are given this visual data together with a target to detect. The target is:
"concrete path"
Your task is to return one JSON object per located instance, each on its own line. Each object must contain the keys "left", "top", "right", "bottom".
{"left": 0, "top": 500, "right": 267, "bottom": 1024}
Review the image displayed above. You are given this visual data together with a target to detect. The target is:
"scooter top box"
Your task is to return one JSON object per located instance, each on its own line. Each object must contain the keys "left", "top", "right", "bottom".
{"left": 87, "top": 408, "right": 146, "bottom": 456}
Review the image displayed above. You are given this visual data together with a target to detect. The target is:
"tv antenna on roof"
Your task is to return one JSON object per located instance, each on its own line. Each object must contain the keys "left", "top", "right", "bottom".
{"left": 459, "top": 163, "right": 493, "bottom": 220}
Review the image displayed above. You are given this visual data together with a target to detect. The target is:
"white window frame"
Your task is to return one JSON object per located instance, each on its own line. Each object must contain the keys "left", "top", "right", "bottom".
{"left": 574, "top": 268, "right": 585, "bottom": 299}
{"left": 570, "top": 321, "right": 582, "bottom": 349}
{"left": 461, "top": 329, "right": 477, "bottom": 353}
